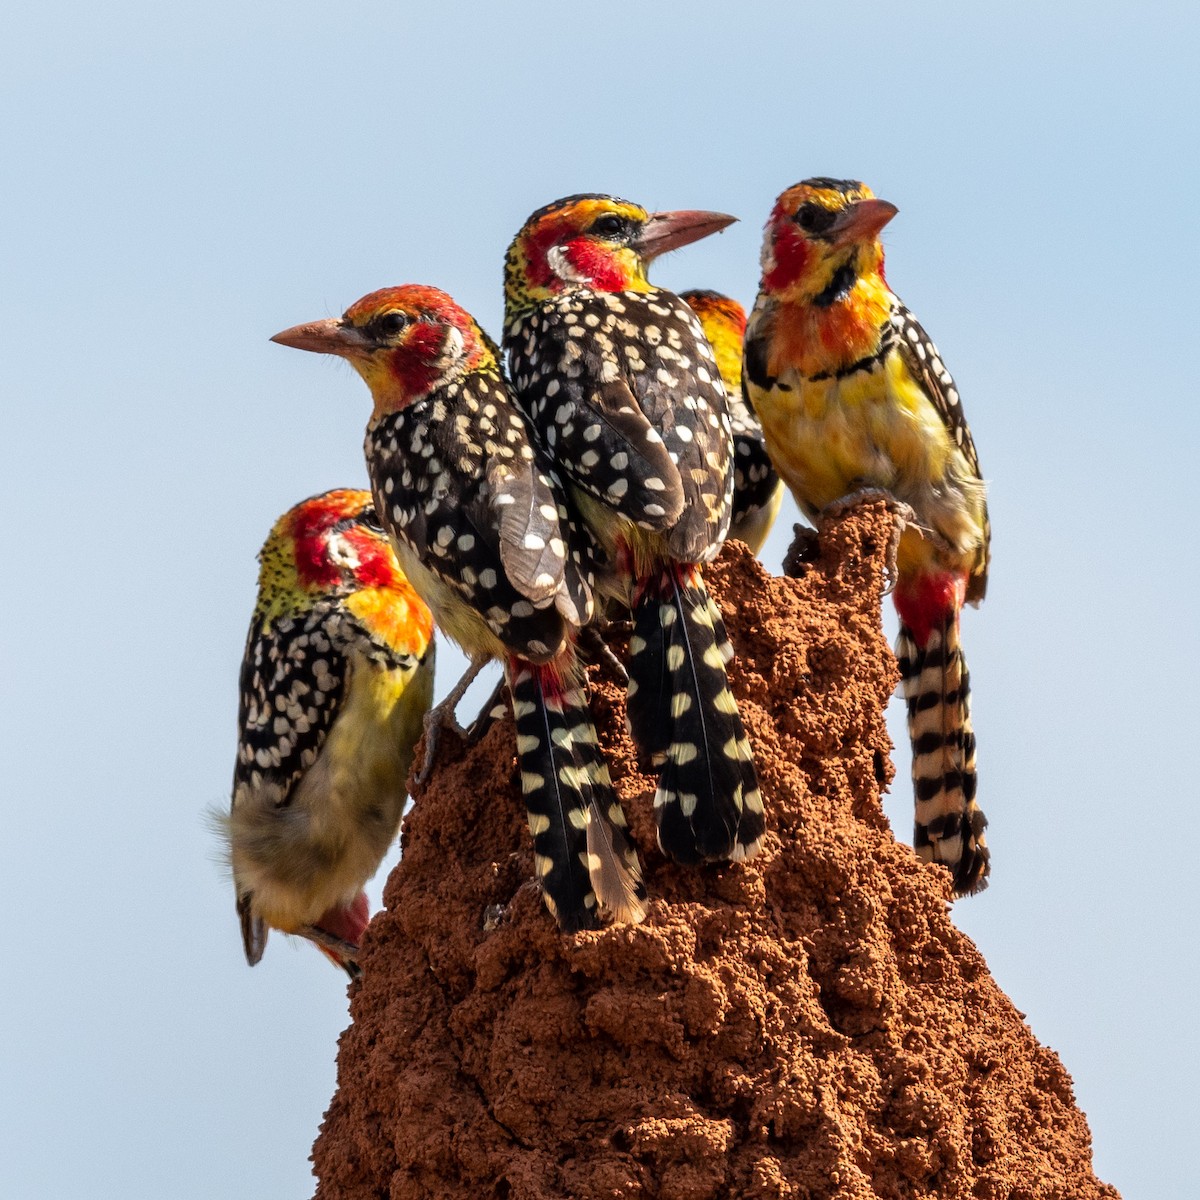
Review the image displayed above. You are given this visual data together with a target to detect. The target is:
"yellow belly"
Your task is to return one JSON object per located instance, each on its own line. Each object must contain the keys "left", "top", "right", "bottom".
{"left": 230, "top": 648, "right": 434, "bottom": 934}
{"left": 748, "top": 356, "right": 987, "bottom": 575}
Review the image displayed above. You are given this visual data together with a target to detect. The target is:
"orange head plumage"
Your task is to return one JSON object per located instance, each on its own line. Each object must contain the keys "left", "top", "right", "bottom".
{"left": 679, "top": 289, "right": 747, "bottom": 397}
{"left": 759, "top": 178, "right": 897, "bottom": 305}
{"left": 271, "top": 285, "right": 498, "bottom": 421}
{"left": 255, "top": 489, "right": 433, "bottom": 650}
{"left": 503, "top": 193, "right": 737, "bottom": 325}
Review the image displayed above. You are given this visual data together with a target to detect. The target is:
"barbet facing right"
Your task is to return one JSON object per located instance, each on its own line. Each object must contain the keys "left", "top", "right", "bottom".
{"left": 503, "top": 195, "right": 764, "bottom": 870}
{"left": 745, "top": 179, "right": 990, "bottom": 895}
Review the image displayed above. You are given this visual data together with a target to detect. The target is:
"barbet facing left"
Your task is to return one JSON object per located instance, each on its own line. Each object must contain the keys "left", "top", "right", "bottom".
{"left": 224, "top": 489, "right": 435, "bottom": 976}
{"left": 503, "top": 195, "right": 764, "bottom": 869}
{"left": 272, "top": 287, "right": 646, "bottom": 934}
{"left": 744, "top": 179, "right": 990, "bottom": 895}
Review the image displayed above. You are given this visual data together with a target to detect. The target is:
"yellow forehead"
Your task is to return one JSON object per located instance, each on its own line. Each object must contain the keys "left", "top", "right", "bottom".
{"left": 573, "top": 197, "right": 646, "bottom": 224}
{"left": 780, "top": 180, "right": 875, "bottom": 214}
{"left": 530, "top": 195, "right": 648, "bottom": 239}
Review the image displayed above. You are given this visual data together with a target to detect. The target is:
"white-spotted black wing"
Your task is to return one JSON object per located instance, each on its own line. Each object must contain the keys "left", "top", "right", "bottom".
{"left": 508, "top": 289, "right": 733, "bottom": 564}
{"left": 891, "top": 302, "right": 982, "bottom": 479}
{"left": 232, "top": 606, "right": 348, "bottom": 806}
{"left": 367, "top": 368, "right": 592, "bottom": 658}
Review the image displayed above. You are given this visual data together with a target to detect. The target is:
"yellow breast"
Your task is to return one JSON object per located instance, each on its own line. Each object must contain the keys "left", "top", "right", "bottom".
{"left": 748, "top": 354, "right": 986, "bottom": 574}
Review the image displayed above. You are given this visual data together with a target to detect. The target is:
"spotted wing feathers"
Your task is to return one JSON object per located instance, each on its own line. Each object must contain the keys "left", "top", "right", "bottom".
{"left": 487, "top": 456, "right": 592, "bottom": 628}
{"left": 368, "top": 368, "right": 594, "bottom": 658}
{"left": 891, "top": 300, "right": 990, "bottom": 601}
{"left": 891, "top": 302, "right": 981, "bottom": 478}
{"left": 507, "top": 290, "right": 734, "bottom": 563}
{"left": 729, "top": 382, "right": 782, "bottom": 544}
{"left": 232, "top": 606, "right": 349, "bottom": 809}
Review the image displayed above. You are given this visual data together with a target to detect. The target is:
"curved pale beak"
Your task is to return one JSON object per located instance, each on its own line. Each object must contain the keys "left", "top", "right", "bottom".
{"left": 638, "top": 208, "right": 738, "bottom": 261}
{"left": 270, "top": 318, "right": 368, "bottom": 358}
{"left": 831, "top": 198, "right": 899, "bottom": 247}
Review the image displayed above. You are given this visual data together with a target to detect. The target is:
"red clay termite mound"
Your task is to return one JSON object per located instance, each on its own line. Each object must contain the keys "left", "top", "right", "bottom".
{"left": 311, "top": 500, "right": 1118, "bottom": 1200}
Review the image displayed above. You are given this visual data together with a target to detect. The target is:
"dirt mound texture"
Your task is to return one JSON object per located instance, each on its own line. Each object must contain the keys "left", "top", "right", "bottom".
{"left": 311, "top": 502, "right": 1117, "bottom": 1200}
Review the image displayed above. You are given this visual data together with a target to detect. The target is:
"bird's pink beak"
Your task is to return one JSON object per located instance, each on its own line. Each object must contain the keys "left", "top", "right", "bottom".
{"left": 638, "top": 209, "right": 738, "bottom": 261}
{"left": 831, "top": 198, "right": 899, "bottom": 247}
{"left": 271, "top": 318, "right": 368, "bottom": 357}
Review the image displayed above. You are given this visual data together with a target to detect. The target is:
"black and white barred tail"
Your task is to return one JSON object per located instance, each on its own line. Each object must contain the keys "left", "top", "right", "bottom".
{"left": 508, "top": 658, "right": 645, "bottom": 931}
{"left": 895, "top": 619, "right": 989, "bottom": 895}
{"left": 625, "top": 565, "right": 764, "bottom": 865}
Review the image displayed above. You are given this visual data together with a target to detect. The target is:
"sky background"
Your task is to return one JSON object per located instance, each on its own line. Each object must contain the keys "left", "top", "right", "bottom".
{"left": 3, "top": 2, "right": 1197, "bottom": 1196}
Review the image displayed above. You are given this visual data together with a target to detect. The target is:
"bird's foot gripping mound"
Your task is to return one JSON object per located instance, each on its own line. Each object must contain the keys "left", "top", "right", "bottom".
{"left": 817, "top": 487, "right": 915, "bottom": 593}
{"left": 312, "top": 503, "right": 1117, "bottom": 1200}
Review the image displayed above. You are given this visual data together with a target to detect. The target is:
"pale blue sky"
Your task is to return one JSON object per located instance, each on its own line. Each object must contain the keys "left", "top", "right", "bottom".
{"left": 3, "top": 3, "right": 1197, "bottom": 1196}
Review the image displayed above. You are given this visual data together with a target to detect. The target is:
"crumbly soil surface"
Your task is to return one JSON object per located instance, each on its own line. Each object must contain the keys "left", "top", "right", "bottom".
{"left": 312, "top": 501, "right": 1118, "bottom": 1200}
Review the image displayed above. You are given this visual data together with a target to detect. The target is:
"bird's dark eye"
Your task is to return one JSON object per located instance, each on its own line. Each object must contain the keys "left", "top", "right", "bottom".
{"left": 375, "top": 311, "right": 409, "bottom": 337}
{"left": 358, "top": 506, "right": 385, "bottom": 533}
{"left": 591, "top": 214, "right": 630, "bottom": 239}
{"left": 794, "top": 203, "right": 837, "bottom": 235}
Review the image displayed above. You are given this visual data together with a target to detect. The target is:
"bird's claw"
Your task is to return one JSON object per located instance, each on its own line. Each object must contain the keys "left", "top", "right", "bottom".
{"left": 818, "top": 487, "right": 915, "bottom": 593}
{"left": 416, "top": 702, "right": 469, "bottom": 785}
{"left": 578, "top": 624, "right": 629, "bottom": 683}
{"left": 463, "top": 675, "right": 510, "bottom": 745}
{"left": 415, "top": 658, "right": 488, "bottom": 785}
{"left": 300, "top": 926, "right": 362, "bottom": 979}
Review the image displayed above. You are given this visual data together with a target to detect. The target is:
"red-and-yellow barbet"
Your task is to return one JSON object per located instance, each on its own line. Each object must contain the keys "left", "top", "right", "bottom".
{"left": 744, "top": 178, "right": 990, "bottom": 895}
{"left": 271, "top": 287, "right": 645, "bottom": 932}
{"left": 503, "top": 195, "right": 764, "bottom": 868}
{"left": 678, "top": 289, "right": 784, "bottom": 556}
{"left": 222, "top": 489, "right": 435, "bottom": 977}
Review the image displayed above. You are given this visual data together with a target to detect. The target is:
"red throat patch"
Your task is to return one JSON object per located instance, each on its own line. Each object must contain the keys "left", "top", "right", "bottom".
{"left": 563, "top": 238, "right": 634, "bottom": 292}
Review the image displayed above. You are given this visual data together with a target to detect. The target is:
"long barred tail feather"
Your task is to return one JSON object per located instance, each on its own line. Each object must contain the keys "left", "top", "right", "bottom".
{"left": 895, "top": 617, "right": 989, "bottom": 895}
{"left": 508, "top": 657, "right": 644, "bottom": 931}
{"left": 561, "top": 675, "right": 647, "bottom": 924}
{"left": 626, "top": 565, "right": 764, "bottom": 865}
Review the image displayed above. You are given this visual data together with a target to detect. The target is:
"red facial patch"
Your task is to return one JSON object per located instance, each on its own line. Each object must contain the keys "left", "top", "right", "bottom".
{"left": 345, "top": 284, "right": 490, "bottom": 401}
{"left": 762, "top": 206, "right": 812, "bottom": 293}
{"left": 289, "top": 492, "right": 362, "bottom": 590}
{"left": 563, "top": 237, "right": 632, "bottom": 292}
{"left": 523, "top": 215, "right": 576, "bottom": 290}
{"left": 893, "top": 571, "right": 967, "bottom": 648}
{"left": 387, "top": 321, "right": 452, "bottom": 398}
{"left": 342, "top": 526, "right": 403, "bottom": 590}
{"left": 519, "top": 205, "right": 636, "bottom": 294}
